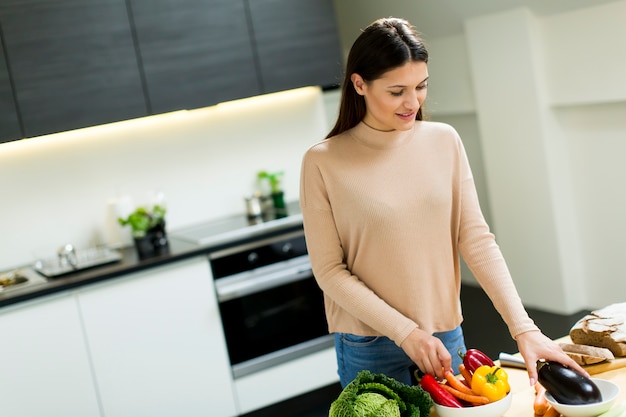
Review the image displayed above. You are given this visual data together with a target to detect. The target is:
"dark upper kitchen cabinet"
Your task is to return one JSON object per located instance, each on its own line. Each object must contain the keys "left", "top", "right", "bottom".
{"left": 0, "top": 33, "right": 21, "bottom": 143}
{"left": 0, "top": 0, "right": 343, "bottom": 142}
{"left": 247, "top": 0, "right": 343, "bottom": 94}
{"left": 129, "top": 0, "right": 261, "bottom": 114}
{"left": 0, "top": 0, "right": 148, "bottom": 139}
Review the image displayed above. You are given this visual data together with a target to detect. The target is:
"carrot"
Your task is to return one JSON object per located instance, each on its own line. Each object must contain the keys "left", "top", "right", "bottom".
{"left": 444, "top": 370, "right": 476, "bottom": 395}
{"left": 534, "top": 383, "right": 549, "bottom": 416}
{"left": 458, "top": 363, "right": 473, "bottom": 387}
{"left": 543, "top": 405, "right": 561, "bottom": 417}
{"left": 439, "top": 383, "right": 491, "bottom": 405}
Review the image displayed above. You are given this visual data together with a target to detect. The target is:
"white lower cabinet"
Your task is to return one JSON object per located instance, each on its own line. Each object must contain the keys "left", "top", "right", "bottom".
{"left": 0, "top": 254, "right": 337, "bottom": 417}
{"left": 76, "top": 257, "right": 237, "bottom": 417}
{"left": 234, "top": 347, "right": 338, "bottom": 414}
{"left": 0, "top": 294, "right": 101, "bottom": 417}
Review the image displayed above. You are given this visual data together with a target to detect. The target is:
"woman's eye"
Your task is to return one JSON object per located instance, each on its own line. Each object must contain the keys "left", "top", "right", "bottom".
{"left": 390, "top": 91, "right": 403, "bottom": 96}
{"left": 417, "top": 83, "right": 428, "bottom": 90}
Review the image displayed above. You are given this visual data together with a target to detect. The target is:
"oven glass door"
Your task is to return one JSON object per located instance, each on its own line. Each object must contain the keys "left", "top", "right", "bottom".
{"left": 218, "top": 272, "right": 330, "bottom": 377}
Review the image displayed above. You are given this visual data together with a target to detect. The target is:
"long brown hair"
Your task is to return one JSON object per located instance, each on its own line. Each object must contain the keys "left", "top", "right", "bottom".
{"left": 327, "top": 17, "right": 429, "bottom": 139}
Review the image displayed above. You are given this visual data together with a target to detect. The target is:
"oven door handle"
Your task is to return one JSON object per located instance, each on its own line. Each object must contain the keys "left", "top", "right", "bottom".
{"left": 215, "top": 264, "right": 314, "bottom": 302}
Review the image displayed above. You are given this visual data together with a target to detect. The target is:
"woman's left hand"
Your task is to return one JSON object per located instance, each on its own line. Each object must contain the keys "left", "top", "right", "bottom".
{"left": 516, "top": 330, "right": 590, "bottom": 386}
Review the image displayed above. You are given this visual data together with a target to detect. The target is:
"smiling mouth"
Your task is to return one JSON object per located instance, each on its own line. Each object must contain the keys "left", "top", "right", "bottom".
{"left": 397, "top": 112, "right": 415, "bottom": 118}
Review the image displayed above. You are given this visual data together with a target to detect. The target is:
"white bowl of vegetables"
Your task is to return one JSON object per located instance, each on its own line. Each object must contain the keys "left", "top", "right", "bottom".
{"left": 424, "top": 348, "right": 512, "bottom": 417}
{"left": 544, "top": 378, "right": 620, "bottom": 417}
{"left": 434, "top": 392, "right": 512, "bottom": 417}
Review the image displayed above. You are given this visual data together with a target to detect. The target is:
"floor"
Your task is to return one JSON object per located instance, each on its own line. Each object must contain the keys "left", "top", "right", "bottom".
{"left": 242, "top": 283, "right": 589, "bottom": 417}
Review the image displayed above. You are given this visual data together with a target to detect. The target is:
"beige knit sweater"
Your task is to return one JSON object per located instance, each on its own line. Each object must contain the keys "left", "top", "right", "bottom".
{"left": 299, "top": 121, "right": 538, "bottom": 347}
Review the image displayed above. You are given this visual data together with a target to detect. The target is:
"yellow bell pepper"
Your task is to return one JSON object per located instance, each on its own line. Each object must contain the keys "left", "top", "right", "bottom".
{"left": 471, "top": 365, "right": 510, "bottom": 402}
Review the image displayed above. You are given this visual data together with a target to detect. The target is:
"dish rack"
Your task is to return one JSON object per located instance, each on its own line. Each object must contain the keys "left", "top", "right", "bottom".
{"left": 34, "top": 246, "right": 122, "bottom": 278}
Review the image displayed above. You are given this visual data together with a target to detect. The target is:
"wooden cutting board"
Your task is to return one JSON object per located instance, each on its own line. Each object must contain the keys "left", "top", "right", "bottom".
{"left": 585, "top": 356, "right": 626, "bottom": 374}
{"left": 557, "top": 335, "right": 626, "bottom": 375}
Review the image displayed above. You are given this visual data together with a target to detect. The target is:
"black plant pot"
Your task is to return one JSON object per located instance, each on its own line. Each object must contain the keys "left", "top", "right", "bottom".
{"left": 271, "top": 191, "right": 288, "bottom": 218}
{"left": 133, "top": 222, "right": 169, "bottom": 259}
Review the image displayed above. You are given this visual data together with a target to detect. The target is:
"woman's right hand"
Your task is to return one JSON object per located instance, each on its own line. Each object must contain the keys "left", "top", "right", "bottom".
{"left": 401, "top": 327, "right": 452, "bottom": 380}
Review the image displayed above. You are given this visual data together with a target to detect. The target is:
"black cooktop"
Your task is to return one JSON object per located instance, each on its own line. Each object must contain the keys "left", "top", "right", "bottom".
{"left": 171, "top": 200, "right": 302, "bottom": 247}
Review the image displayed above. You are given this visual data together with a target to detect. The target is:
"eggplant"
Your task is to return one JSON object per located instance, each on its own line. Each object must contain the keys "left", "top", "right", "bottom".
{"left": 537, "top": 361, "right": 602, "bottom": 405}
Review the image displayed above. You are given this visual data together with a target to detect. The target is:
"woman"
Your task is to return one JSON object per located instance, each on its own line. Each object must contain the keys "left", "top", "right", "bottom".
{"left": 299, "top": 17, "right": 586, "bottom": 387}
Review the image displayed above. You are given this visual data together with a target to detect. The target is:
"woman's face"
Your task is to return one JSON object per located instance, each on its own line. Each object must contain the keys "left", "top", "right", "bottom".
{"left": 351, "top": 61, "right": 428, "bottom": 131}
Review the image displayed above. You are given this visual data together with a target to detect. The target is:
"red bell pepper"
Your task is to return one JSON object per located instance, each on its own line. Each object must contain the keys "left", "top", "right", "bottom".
{"left": 458, "top": 348, "right": 495, "bottom": 374}
{"left": 418, "top": 373, "right": 463, "bottom": 408}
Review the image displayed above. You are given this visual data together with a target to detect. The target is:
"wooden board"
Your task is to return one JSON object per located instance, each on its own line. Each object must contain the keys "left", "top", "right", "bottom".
{"left": 586, "top": 356, "right": 626, "bottom": 374}
{"left": 498, "top": 336, "right": 626, "bottom": 375}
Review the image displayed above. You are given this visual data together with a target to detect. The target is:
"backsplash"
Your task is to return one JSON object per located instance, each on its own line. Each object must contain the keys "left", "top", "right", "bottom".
{"left": 0, "top": 87, "right": 332, "bottom": 271}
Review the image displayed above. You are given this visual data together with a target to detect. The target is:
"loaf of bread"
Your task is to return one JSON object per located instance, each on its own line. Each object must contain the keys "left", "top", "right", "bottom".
{"left": 559, "top": 342, "right": 614, "bottom": 365}
{"left": 569, "top": 302, "right": 626, "bottom": 357}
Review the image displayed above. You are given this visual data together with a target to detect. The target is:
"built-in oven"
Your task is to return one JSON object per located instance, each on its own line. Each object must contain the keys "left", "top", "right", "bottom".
{"left": 208, "top": 228, "right": 333, "bottom": 379}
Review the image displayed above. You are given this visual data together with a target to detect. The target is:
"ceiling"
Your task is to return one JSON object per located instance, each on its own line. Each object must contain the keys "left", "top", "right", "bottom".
{"left": 333, "top": 0, "right": 619, "bottom": 42}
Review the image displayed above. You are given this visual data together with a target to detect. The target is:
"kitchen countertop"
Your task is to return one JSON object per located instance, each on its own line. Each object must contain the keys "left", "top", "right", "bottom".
{"left": 500, "top": 358, "right": 626, "bottom": 417}
{"left": 0, "top": 201, "right": 304, "bottom": 309}
{"left": 433, "top": 339, "right": 626, "bottom": 417}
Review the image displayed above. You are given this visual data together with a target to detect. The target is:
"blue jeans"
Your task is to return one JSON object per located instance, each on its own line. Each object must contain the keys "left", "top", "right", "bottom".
{"left": 334, "top": 326, "right": 466, "bottom": 387}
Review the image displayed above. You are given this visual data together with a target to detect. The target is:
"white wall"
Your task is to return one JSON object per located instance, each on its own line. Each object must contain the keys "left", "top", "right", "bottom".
{"left": 437, "top": 2, "right": 626, "bottom": 313}
{"left": 542, "top": 2, "right": 626, "bottom": 106}
{"left": 425, "top": 34, "right": 476, "bottom": 116}
{"left": 0, "top": 87, "right": 328, "bottom": 270}
{"left": 556, "top": 101, "right": 626, "bottom": 308}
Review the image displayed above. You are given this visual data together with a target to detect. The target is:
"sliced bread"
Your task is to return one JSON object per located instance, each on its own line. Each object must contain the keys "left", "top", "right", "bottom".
{"left": 559, "top": 342, "right": 614, "bottom": 365}
{"left": 569, "top": 302, "right": 626, "bottom": 357}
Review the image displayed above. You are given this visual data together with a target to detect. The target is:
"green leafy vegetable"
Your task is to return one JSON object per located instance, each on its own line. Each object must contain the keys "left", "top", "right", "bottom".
{"left": 353, "top": 392, "right": 400, "bottom": 417}
{"left": 118, "top": 204, "right": 166, "bottom": 238}
{"left": 329, "top": 370, "right": 433, "bottom": 417}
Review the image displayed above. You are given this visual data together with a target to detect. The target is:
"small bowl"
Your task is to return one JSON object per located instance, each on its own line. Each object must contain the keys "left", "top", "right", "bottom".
{"left": 434, "top": 392, "right": 512, "bottom": 417}
{"left": 545, "top": 378, "right": 620, "bottom": 417}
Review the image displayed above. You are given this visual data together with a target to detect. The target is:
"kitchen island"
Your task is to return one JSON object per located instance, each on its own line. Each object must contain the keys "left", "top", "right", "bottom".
{"left": 506, "top": 364, "right": 625, "bottom": 417}
{"left": 432, "top": 348, "right": 626, "bottom": 417}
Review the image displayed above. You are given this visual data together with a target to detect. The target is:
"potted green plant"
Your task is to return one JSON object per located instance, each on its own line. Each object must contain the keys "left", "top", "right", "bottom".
{"left": 118, "top": 204, "right": 169, "bottom": 258}
{"left": 257, "top": 170, "right": 287, "bottom": 217}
